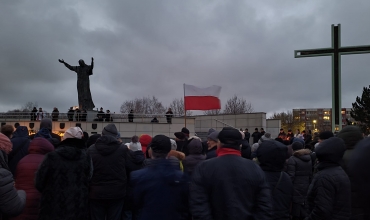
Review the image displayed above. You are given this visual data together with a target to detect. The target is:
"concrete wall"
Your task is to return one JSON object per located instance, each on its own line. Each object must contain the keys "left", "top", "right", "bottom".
{"left": 266, "top": 119, "right": 281, "bottom": 139}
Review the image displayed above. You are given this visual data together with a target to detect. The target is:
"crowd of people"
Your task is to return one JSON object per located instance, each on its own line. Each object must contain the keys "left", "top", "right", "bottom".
{"left": 0, "top": 120, "right": 369, "bottom": 219}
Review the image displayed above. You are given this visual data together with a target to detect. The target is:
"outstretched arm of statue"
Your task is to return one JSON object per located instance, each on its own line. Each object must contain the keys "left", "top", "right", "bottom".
{"left": 59, "top": 59, "right": 76, "bottom": 71}
{"left": 91, "top": 57, "right": 94, "bottom": 69}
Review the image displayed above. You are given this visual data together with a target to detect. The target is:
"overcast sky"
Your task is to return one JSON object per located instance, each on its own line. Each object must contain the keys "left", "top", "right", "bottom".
{"left": 1, "top": 0, "right": 370, "bottom": 116}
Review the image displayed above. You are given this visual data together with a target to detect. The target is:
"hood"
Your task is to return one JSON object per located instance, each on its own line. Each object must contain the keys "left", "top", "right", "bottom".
{"left": 257, "top": 140, "right": 288, "bottom": 171}
{"left": 315, "top": 137, "right": 346, "bottom": 164}
{"left": 168, "top": 150, "right": 185, "bottom": 160}
{"left": 35, "top": 128, "right": 52, "bottom": 139}
{"left": 293, "top": 149, "right": 311, "bottom": 162}
{"left": 56, "top": 138, "right": 86, "bottom": 160}
{"left": 29, "top": 137, "right": 54, "bottom": 155}
{"left": 40, "top": 118, "right": 52, "bottom": 130}
{"left": 139, "top": 134, "right": 152, "bottom": 147}
{"left": 187, "top": 138, "right": 203, "bottom": 155}
{"left": 128, "top": 150, "right": 145, "bottom": 164}
{"left": 336, "top": 126, "right": 363, "bottom": 149}
{"left": 12, "top": 126, "right": 29, "bottom": 138}
{"left": 94, "top": 135, "right": 121, "bottom": 156}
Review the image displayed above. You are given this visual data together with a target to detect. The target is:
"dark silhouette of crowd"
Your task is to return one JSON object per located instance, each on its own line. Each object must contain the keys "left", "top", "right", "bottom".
{"left": 0, "top": 121, "right": 370, "bottom": 220}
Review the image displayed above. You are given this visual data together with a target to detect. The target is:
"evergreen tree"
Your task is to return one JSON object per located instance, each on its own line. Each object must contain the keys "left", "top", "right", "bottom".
{"left": 350, "top": 85, "right": 370, "bottom": 133}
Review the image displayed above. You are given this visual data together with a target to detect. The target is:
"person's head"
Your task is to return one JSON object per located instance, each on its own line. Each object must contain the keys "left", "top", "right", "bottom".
{"left": 292, "top": 142, "right": 304, "bottom": 151}
{"left": 1, "top": 125, "right": 14, "bottom": 139}
{"left": 70, "top": 107, "right": 73, "bottom": 110}
{"left": 78, "top": 59, "right": 85, "bottom": 66}
{"left": 174, "top": 132, "right": 186, "bottom": 141}
{"left": 106, "top": 110, "right": 110, "bottom": 113}
{"left": 260, "top": 128, "right": 264, "bottom": 132}
{"left": 257, "top": 140, "right": 288, "bottom": 171}
{"left": 33, "top": 107, "right": 37, "bottom": 110}
{"left": 255, "top": 128, "right": 258, "bottom": 132}
{"left": 288, "top": 129, "right": 292, "bottom": 133}
{"left": 86, "top": 134, "right": 101, "bottom": 148}
{"left": 149, "top": 135, "right": 171, "bottom": 159}
{"left": 63, "top": 127, "right": 83, "bottom": 140}
{"left": 188, "top": 138, "right": 203, "bottom": 155}
{"left": 0, "top": 133, "right": 12, "bottom": 154}
{"left": 207, "top": 131, "right": 219, "bottom": 149}
{"left": 102, "top": 124, "right": 119, "bottom": 139}
{"left": 170, "top": 139, "right": 177, "bottom": 150}
{"left": 318, "top": 131, "right": 334, "bottom": 143}
{"left": 336, "top": 126, "right": 363, "bottom": 149}
{"left": 315, "top": 137, "right": 346, "bottom": 164}
{"left": 53, "top": 107, "right": 57, "bottom": 110}
{"left": 40, "top": 118, "right": 52, "bottom": 131}
{"left": 217, "top": 127, "right": 242, "bottom": 150}
{"left": 280, "top": 128, "right": 284, "bottom": 133}
{"left": 168, "top": 108, "right": 172, "bottom": 111}
{"left": 296, "top": 129, "right": 300, "bottom": 133}
{"left": 181, "top": 127, "right": 190, "bottom": 138}
{"left": 38, "top": 107, "right": 42, "bottom": 112}
{"left": 100, "top": 107, "right": 103, "bottom": 111}
{"left": 245, "top": 128, "right": 248, "bottom": 132}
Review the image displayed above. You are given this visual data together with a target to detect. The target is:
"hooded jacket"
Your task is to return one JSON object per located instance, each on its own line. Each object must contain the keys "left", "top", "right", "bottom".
{"left": 10, "top": 137, "right": 54, "bottom": 220}
{"left": 183, "top": 138, "right": 206, "bottom": 177}
{"left": 88, "top": 135, "right": 129, "bottom": 200}
{"left": 257, "top": 140, "right": 293, "bottom": 220}
{"left": 306, "top": 137, "right": 351, "bottom": 220}
{"left": 9, "top": 126, "right": 30, "bottom": 176}
{"left": 35, "top": 138, "right": 91, "bottom": 220}
{"left": 286, "top": 149, "right": 312, "bottom": 218}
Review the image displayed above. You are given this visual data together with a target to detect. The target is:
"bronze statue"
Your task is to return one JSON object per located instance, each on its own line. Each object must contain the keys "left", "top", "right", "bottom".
{"left": 59, "top": 58, "right": 95, "bottom": 110}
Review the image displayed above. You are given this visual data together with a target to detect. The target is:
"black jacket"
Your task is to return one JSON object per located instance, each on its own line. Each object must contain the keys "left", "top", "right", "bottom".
{"left": 241, "top": 140, "right": 251, "bottom": 159}
{"left": 286, "top": 149, "right": 312, "bottom": 218}
{"left": 190, "top": 154, "right": 272, "bottom": 220}
{"left": 35, "top": 138, "right": 91, "bottom": 220}
{"left": 306, "top": 137, "right": 351, "bottom": 220}
{"left": 205, "top": 146, "right": 217, "bottom": 159}
{"left": 252, "top": 131, "right": 261, "bottom": 143}
{"left": 88, "top": 135, "right": 129, "bottom": 200}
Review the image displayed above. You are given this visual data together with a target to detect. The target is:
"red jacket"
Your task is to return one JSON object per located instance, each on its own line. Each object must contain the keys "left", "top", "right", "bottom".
{"left": 10, "top": 137, "right": 54, "bottom": 220}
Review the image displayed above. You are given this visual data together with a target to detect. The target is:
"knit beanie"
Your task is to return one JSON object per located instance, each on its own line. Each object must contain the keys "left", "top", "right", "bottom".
{"left": 336, "top": 126, "right": 363, "bottom": 149}
{"left": 102, "top": 124, "right": 119, "bottom": 137}
{"left": 319, "top": 131, "right": 334, "bottom": 140}
{"left": 315, "top": 137, "right": 346, "bottom": 163}
{"left": 40, "top": 118, "right": 52, "bottom": 130}
{"left": 0, "top": 133, "right": 12, "bottom": 154}
{"left": 150, "top": 135, "right": 171, "bottom": 154}
{"left": 139, "top": 134, "right": 152, "bottom": 147}
{"left": 181, "top": 127, "right": 190, "bottom": 136}
{"left": 129, "top": 142, "right": 142, "bottom": 151}
{"left": 207, "top": 131, "right": 219, "bottom": 142}
{"left": 292, "top": 142, "right": 304, "bottom": 151}
{"left": 292, "top": 137, "right": 305, "bottom": 146}
{"left": 207, "top": 128, "right": 216, "bottom": 135}
{"left": 63, "top": 127, "right": 83, "bottom": 140}
{"left": 187, "top": 138, "right": 203, "bottom": 155}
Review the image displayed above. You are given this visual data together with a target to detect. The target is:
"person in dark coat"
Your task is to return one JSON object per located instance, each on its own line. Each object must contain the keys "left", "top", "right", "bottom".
{"left": 257, "top": 139, "right": 293, "bottom": 220}
{"left": 349, "top": 138, "right": 370, "bottom": 220}
{"left": 174, "top": 131, "right": 189, "bottom": 156}
{"left": 130, "top": 135, "right": 189, "bottom": 220}
{"left": 11, "top": 137, "right": 54, "bottom": 220}
{"left": 87, "top": 123, "right": 128, "bottom": 220}
{"left": 67, "top": 107, "right": 75, "bottom": 121}
{"left": 286, "top": 142, "right": 312, "bottom": 220}
{"left": 252, "top": 127, "right": 261, "bottom": 143}
{"left": 336, "top": 126, "right": 364, "bottom": 220}
{"left": 128, "top": 109, "right": 134, "bottom": 122}
{"left": 240, "top": 131, "right": 251, "bottom": 159}
{"left": 183, "top": 138, "right": 206, "bottom": 177}
{"left": 190, "top": 127, "right": 272, "bottom": 220}
{"left": 35, "top": 127, "right": 91, "bottom": 220}
{"left": 165, "top": 108, "right": 173, "bottom": 123}
{"left": 244, "top": 128, "right": 250, "bottom": 143}
{"left": 306, "top": 137, "right": 351, "bottom": 220}
{"left": 0, "top": 133, "right": 26, "bottom": 218}
{"left": 30, "top": 107, "right": 37, "bottom": 121}
{"left": 29, "top": 118, "right": 61, "bottom": 145}
{"left": 205, "top": 131, "right": 218, "bottom": 159}
{"left": 9, "top": 126, "right": 30, "bottom": 176}
{"left": 51, "top": 107, "right": 59, "bottom": 121}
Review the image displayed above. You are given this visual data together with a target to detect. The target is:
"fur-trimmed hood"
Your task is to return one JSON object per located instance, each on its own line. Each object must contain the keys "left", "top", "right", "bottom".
{"left": 168, "top": 150, "right": 185, "bottom": 161}
{"left": 293, "top": 149, "right": 311, "bottom": 162}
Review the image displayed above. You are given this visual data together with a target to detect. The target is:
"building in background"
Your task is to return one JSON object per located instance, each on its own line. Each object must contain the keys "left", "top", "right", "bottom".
{"left": 293, "top": 108, "right": 355, "bottom": 132}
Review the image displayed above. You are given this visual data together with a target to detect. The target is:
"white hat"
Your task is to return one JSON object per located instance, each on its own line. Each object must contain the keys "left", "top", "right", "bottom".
{"left": 63, "top": 127, "right": 83, "bottom": 140}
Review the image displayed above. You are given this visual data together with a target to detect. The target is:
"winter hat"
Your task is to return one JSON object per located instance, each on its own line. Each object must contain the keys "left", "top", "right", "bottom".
{"left": 251, "top": 143, "right": 259, "bottom": 152}
{"left": 207, "top": 131, "right": 219, "bottom": 142}
{"left": 207, "top": 128, "right": 216, "bottom": 135}
{"left": 217, "top": 127, "right": 242, "bottom": 149}
{"left": 63, "top": 127, "right": 83, "bottom": 140}
{"left": 86, "top": 134, "right": 101, "bottom": 148}
{"left": 170, "top": 139, "right": 177, "bottom": 150}
{"left": 292, "top": 142, "right": 304, "bottom": 151}
{"left": 0, "top": 133, "right": 12, "bottom": 154}
{"left": 292, "top": 137, "right": 305, "bottom": 146}
{"left": 187, "top": 138, "right": 203, "bottom": 155}
{"left": 174, "top": 132, "right": 186, "bottom": 140}
{"left": 181, "top": 127, "right": 190, "bottom": 137}
{"left": 257, "top": 140, "right": 288, "bottom": 171}
{"left": 139, "top": 134, "right": 152, "bottom": 147}
{"left": 129, "top": 142, "right": 142, "bottom": 151}
{"left": 336, "top": 126, "right": 363, "bottom": 149}
{"left": 131, "top": 135, "right": 139, "bottom": 143}
{"left": 40, "top": 118, "right": 52, "bottom": 130}
{"left": 102, "top": 124, "right": 119, "bottom": 138}
{"left": 315, "top": 137, "right": 346, "bottom": 164}
{"left": 319, "top": 131, "right": 334, "bottom": 140}
{"left": 258, "top": 133, "right": 272, "bottom": 144}
{"left": 150, "top": 135, "right": 171, "bottom": 154}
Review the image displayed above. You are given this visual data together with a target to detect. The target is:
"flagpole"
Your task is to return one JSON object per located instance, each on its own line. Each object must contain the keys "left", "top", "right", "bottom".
{"left": 184, "top": 84, "right": 186, "bottom": 128}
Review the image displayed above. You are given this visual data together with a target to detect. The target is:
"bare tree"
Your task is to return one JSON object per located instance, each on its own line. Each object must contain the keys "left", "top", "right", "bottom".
{"left": 168, "top": 98, "right": 192, "bottom": 116}
{"left": 22, "top": 101, "right": 38, "bottom": 112}
{"left": 268, "top": 111, "right": 304, "bottom": 131}
{"left": 223, "top": 95, "right": 253, "bottom": 114}
{"left": 203, "top": 109, "right": 221, "bottom": 115}
{"left": 120, "top": 96, "right": 165, "bottom": 116}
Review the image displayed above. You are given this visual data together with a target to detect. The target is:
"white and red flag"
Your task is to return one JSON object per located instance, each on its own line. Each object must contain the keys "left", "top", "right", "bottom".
{"left": 184, "top": 84, "right": 222, "bottom": 110}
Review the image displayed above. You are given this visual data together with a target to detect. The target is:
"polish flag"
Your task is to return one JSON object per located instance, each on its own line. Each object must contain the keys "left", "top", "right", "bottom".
{"left": 184, "top": 84, "right": 222, "bottom": 110}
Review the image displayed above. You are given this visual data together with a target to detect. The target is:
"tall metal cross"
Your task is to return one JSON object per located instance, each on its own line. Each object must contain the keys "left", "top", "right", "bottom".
{"left": 295, "top": 24, "right": 370, "bottom": 131}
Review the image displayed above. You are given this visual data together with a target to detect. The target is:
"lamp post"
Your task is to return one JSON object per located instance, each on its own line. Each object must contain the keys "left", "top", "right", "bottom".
{"left": 313, "top": 120, "right": 317, "bottom": 131}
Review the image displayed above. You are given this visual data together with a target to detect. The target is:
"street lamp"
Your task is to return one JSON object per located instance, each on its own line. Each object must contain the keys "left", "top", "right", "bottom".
{"left": 313, "top": 120, "right": 317, "bottom": 131}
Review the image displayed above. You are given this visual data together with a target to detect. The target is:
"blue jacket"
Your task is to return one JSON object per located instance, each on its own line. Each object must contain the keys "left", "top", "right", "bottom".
{"left": 130, "top": 159, "right": 189, "bottom": 220}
